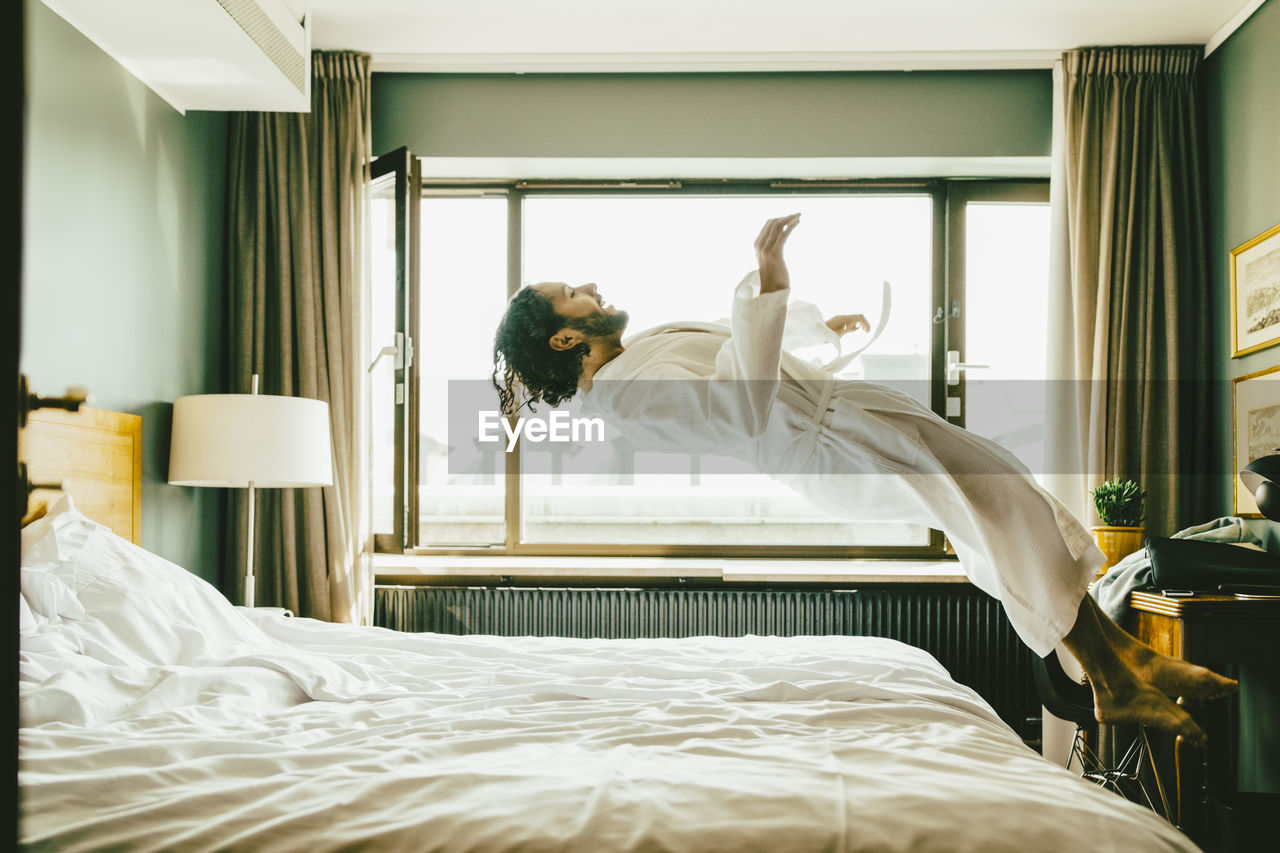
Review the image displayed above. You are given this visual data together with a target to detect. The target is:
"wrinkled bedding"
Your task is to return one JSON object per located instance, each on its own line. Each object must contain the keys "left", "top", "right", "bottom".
{"left": 19, "top": 498, "right": 1197, "bottom": 852}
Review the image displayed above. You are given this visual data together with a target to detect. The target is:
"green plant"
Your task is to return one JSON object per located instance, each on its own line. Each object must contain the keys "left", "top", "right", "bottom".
{"left": 1090, "top": 478, "right": 1146, "bottom": 527}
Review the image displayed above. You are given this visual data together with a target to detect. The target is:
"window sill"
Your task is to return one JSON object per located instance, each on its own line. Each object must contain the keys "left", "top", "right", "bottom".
{"left": 373, "top": 554, "right": 967, "bottom": 586}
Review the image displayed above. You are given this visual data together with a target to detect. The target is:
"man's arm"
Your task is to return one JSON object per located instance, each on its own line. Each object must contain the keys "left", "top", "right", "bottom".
{"left": 589, "top": 217, "right": 799, "bottom": 450}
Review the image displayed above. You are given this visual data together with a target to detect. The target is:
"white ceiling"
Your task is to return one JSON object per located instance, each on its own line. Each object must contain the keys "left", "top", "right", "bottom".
{"left": 307, "top": 0, "right": 1267, "bottom": 73}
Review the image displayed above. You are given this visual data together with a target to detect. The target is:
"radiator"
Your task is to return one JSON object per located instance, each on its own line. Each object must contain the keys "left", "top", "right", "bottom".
{"left": 374, "top": 585, "right": 1038, "bottom": 734}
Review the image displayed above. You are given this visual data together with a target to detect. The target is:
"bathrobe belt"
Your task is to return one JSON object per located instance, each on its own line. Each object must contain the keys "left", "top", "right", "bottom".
{"left": 781, "top": 377, "right": 836, "bottom": 473}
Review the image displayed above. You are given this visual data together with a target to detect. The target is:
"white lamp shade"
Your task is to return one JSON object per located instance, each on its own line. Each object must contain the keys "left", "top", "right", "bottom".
{"left": 169, "top": 394, "right": 333, "bottom": 488}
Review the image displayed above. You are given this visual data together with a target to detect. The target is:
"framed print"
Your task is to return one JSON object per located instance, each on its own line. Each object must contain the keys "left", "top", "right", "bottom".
{"left": 1231, "top": 222, "right": 1280, "bottom": 357}
{"left": 1233, "top": 364, "right": 1280, "bottom": 516}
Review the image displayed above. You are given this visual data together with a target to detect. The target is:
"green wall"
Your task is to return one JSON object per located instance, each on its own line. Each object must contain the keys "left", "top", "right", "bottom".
{"left": 22, "top": 0, "right": 228, "bottom": 585}
{"left": 1208, "top": 0, "right": 1280, "bottom": 510}
{"left": 372, "top": 70, "right": 1052, "bottom": 161}
{"left": 1205, "top": 0, "right": 1280, "bottom": 795}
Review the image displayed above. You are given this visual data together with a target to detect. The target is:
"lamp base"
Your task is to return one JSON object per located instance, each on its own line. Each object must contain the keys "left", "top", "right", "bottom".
{"left": 245, "top": 479, "right": 256, "bottom": 608}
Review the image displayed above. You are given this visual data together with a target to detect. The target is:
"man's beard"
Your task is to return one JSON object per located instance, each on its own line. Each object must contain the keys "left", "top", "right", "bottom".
{"left": 567, "top": 310, "right": 629, "bottom": 338}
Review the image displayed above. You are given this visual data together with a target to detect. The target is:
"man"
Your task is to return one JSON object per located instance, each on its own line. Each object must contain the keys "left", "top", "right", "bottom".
{"left": 492, "top": 214, "right": 1235, "bottom": 742}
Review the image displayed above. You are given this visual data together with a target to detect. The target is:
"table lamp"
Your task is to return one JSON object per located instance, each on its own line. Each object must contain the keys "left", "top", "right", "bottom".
{"left": 1240, "top": 451, "right": 1280, "bottom": 521}
{"left": 169, "top": 375, "right": 332, "bottom": 606}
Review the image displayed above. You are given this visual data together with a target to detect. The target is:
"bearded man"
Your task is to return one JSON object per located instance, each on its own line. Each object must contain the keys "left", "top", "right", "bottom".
{"left": 493, "top": 214, "right": 1235, "bottom": 741}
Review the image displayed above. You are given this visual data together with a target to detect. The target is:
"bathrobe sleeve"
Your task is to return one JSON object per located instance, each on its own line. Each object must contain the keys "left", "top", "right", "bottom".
{"left": 715, "top": 270, "right": 788, "bottom": 387}
{"left": 716, "top": 273, "right": 841, "bottom": 356}
{"left": 587, "top": 271, "right": 789, "bottom": 454}
{"left": 782, "top": 300, "right": 842, "bottom": 355}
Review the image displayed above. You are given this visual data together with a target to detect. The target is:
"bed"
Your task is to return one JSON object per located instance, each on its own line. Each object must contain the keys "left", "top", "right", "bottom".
{"left": 18, "top": 409, "right": 1199, "bottom": 852}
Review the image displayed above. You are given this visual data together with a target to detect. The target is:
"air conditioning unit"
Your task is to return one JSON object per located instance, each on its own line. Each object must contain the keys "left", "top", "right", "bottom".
{"left": 39, "top": 0, "right": 311, "bottom": 113}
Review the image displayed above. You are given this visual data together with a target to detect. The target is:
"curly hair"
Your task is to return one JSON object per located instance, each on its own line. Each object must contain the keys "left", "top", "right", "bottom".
{"left": 492, "top": 287, "right": 591, "bottom": 415}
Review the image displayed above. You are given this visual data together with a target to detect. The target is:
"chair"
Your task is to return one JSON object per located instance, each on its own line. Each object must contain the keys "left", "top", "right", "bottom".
{"left": 1033, "top": 651, "right": 1172, "bottom": 820}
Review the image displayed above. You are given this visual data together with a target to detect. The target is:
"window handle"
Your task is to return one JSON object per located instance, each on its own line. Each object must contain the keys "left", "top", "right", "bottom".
{"left": 946, "top": 350, "right": 988, "bottom": 385}
{"left": 368, "top": 345, "right": 398, "bottom": 373}
{"left": 368, "top": 333, "right": 414, "bottom": 373}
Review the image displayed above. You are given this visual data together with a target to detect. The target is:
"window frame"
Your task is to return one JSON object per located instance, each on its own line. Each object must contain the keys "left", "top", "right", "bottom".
{"left": 369, "top": 148, "right": 420, "bottom": 555}
{"left": 376, "top": 174, "right": 1049, "bottom": 563}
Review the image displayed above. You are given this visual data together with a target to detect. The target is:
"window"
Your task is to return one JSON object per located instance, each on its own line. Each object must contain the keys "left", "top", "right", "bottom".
{"left": 520, "top": 194, "right": 933, "bottom": 551}
{"left": 369, "top": 158, "right": 1049, "bottom": 563}
{"left": 950, "top": 183, "right": 1053, "bottom": 480}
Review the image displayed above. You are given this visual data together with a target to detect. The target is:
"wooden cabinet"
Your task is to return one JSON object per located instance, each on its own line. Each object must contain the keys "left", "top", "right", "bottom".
{"left": 1128, "top": 592, "right": 1280, "bottom": 840}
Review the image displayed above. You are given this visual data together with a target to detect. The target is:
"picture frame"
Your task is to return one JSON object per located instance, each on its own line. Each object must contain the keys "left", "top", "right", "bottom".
{"left": 1233, "top": 363, "right": 1280, "bottom": 516}
{"left": 1231, "top": 222, "right": 1280, "bottom": 357}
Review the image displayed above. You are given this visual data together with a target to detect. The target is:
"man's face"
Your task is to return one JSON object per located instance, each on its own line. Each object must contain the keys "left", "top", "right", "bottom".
{"left": 532, "top": 282, "right": 629, "bottom": 339}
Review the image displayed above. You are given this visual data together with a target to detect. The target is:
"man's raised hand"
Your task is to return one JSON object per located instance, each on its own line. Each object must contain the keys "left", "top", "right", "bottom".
{"left": 755, "top": 213, "right": 801, "bottom": 294}
{"left": 825, "top": 314, "right": 871, "bottom": 337}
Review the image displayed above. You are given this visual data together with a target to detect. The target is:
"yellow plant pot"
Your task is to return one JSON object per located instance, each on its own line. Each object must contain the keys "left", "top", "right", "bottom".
{"left": 1091, "top": 526, "right": 1146, "bottom": 577}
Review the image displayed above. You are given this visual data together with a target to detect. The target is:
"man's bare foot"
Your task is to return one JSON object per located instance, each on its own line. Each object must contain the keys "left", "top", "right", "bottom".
{"left": 1062, "top": 594, "right": 1226, "bottom": 744}
{"left": 1095, "top": 616, "right": 1240, "bottom": 700}
{"left": 1090, "top": 677, "right": 1207, "bottom": 746}
{"left": 1121, "top": 646, "right": 1239, "bottom": 701}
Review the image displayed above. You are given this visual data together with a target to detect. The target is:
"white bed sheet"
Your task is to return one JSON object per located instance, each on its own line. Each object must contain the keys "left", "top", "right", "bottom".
{"left": 19, "top": 499, "right": 1199, "bottom": 852}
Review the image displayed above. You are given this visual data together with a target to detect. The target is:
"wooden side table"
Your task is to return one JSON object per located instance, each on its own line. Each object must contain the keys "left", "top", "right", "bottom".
{"left": 1128, "top": 591, "right": 1280, "bottom": 839}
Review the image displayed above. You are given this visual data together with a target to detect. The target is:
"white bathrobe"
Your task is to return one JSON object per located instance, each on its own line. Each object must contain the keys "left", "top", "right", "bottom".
{"left": 582, "top": 273, "right": 1105, "bottom": 656}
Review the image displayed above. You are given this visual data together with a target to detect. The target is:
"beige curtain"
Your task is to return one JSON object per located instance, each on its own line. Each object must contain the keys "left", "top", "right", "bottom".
{"left": 1043, "top": 61, "right": 1088, "bottom": 526}
{"left": 225, "top": 52, "right": 371, "bottom": 622}
{"left": 1061, "top": 46, "right": 1214, "bottom": 537}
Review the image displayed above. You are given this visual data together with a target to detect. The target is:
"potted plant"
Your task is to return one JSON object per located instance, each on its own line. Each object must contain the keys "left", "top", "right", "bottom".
{"left": 1089, "top": 478, "right": 1147, "bottom": 577}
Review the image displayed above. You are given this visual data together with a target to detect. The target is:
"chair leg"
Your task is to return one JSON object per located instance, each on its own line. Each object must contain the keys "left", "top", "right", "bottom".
{"left": 1069, "top": 726, "right": 1111, "bottom": 782}
{"left": 1139, "top": 728, "right": 1173, "bottom": 822}
{"left": 1068, "top": 725, "right": 1173, "bottom": 824}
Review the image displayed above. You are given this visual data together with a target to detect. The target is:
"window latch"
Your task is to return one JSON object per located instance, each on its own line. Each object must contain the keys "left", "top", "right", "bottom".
{"left": 368, "top": 332, "right": 415, "bottom": 373}
{"left": 367, "top": 345, "right": 398, "bottom": 373}
{"left": 946, "top": 350, "right": 988, "bottom": 385}
{"left": 933, "top": 300, "right": 961, "bottom": 324}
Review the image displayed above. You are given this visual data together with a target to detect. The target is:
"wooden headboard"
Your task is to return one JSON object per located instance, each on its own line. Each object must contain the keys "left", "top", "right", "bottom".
{"left": 19, "top": 407, "right": 143, "bottom": 544}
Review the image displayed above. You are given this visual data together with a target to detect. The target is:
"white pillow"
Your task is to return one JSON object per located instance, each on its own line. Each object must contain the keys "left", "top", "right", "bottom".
{"left": 20, "top": 496, "right": 270, "bottom": 667}
{"left": 21, "top": 494, "right": 98, "bottom": 579}
{"left": 20, "top": 567, "right": 85, "bottom": 624}
{"left": 21, "top": 495, "right": 89, "bottom": 622}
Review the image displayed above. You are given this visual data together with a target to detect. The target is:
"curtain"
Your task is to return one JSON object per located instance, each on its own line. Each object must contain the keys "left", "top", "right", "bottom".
{"left": 1044, "top": 60, "right": 1088, "bottom": 525}
{"left": 225, "top": 52, "right": 372, "bottom": 622}
{"left": 1041, "top": 62, "right": 1088, "bottom": 769}
{"left": 1061, "top": 46, "right": 1213, "bottom": 538}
